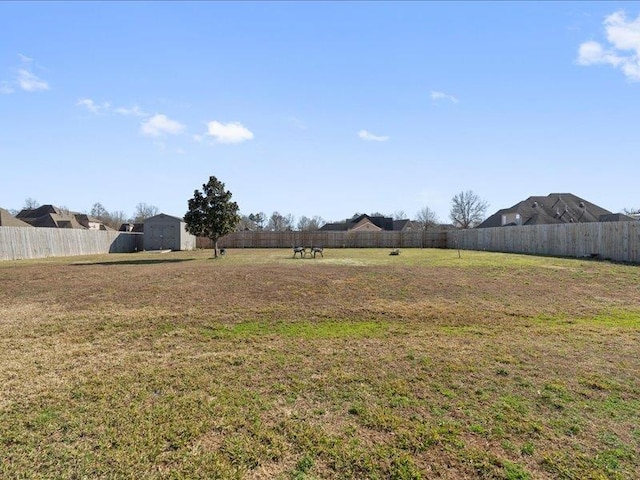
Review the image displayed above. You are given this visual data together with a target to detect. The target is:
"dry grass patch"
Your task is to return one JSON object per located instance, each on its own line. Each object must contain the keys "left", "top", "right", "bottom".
{"left": 0, "top": 248, "right": 639, "bottom": 479}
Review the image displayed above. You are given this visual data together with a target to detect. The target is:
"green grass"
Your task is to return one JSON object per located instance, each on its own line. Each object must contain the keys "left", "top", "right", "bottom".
{"left": 0, "top": 248, "right": 639, "bottom": 478}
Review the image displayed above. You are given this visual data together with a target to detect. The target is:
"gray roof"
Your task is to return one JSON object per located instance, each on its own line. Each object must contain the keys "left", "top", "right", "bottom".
{"left": 16, "top": 204, "right": 86, "bottom": 229}
{"left": 477, "top": 193, "right": 619, "bottom": 228}
{"left": 320, "top": 214, "right": 409, "bottom": 231}
{"left": 145, "top": 213, "right": 185, "bottom": 223}
{"left": 0, "top": 208, "right": 34, "bottom": 227}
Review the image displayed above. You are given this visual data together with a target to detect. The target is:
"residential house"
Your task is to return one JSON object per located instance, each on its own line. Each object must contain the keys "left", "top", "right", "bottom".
{"left": 477, "top": 193, "right": 633, "bottom": 228}
{"left": 0, "top": 207, "right": 33, "bottom": 227}
{"left": 15, "top": 205, "right": 115, "bottom": 230}
{"left": 320, "top": 214, "right": 416, "bottom": 232}
{"left": 75, "top": 214, "right": 112, "bottom": 231}
{"left": 16, "top": 205, "right": 86, "bottom": 229}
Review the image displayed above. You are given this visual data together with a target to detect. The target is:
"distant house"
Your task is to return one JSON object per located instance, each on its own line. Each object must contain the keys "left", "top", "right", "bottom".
{"left": 15, "top": 205, "right": 113, "bottom": 230}
{"left": 477, "top": 193, "right": 634, "bottom": 228}
{"left": 75, "top": 214, "right": 112, "bottom": 231}
{"left": 0, "top": 207, "right": 33, "bottom": 227}
{"left": 119, "top": 222, "right": 144, "bottom": 233}
{"left": 16, "top": 205, "right": 86, "bottom": 229}
{"left": 143, "top": 213, "right": 196, "bottom": 251}
{"left": 320, "top": 214, "right": 416, "bottom": 232}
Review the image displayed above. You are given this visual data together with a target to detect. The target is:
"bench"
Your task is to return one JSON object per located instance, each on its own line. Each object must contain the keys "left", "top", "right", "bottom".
{"left": 293, "top": 246, "right": 324, "bottom": 258}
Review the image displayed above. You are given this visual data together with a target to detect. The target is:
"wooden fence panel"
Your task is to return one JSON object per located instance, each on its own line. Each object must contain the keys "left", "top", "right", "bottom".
{"left": 447, "top": 222, "right": 640, "bottom": 263}
{"left": 212, "top": 230, "right": 448, "bottom": 249}
{"left": 0, "top": 227, "right": 142, "bottom": 261}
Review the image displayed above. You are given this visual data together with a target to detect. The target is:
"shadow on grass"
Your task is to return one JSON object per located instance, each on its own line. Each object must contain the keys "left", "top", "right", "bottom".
{"left": 72, "top": 258, "right": 196, "bottom": 266}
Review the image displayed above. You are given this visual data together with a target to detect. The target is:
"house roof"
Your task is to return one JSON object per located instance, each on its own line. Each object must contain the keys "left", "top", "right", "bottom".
{"left": 477, "top": 193, "right": 620, "bottom": 228}
{"left": 16, "top": 204, "right": 64, "bottom": 219}
{"left": 320, "top": 221, "right": 350, "bottom": 231}
{"left": 599, "top": 213, "right": 635, "bottom": 222}
{"left": 0, "top": 208, "right": 34, "bottom": 227}
{"left": 392, "top": 219, "right": 412, "bottom": 231}
{"left": 16, "top": 205, "right": 86, "bottom": 229}
{"left": 320, "top": 214, "right": 409, "bottom": 231}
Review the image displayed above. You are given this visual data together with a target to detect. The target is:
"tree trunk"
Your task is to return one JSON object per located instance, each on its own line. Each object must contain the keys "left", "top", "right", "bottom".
{"left": 212, "top": 238, "right": 218, "bottom": 258}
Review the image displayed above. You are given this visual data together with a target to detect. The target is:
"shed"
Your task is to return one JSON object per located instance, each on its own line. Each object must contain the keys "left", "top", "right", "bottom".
{"left": 143, "top": 213, "right": 196, "bottom": 251}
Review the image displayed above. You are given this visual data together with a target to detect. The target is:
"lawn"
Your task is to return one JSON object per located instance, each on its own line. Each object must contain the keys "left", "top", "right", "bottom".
{"left": 0, "top": 248, "right": 638, "bottom": 479}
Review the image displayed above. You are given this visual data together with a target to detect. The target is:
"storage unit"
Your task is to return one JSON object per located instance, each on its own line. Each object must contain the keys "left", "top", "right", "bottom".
{"left": 143, "top": 213, "right": 196, "bottom": 251}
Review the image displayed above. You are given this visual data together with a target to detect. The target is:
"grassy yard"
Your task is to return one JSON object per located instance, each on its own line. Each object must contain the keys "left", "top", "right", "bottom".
{"left": 0, "top": 248, "right": 639, "bottom": 479}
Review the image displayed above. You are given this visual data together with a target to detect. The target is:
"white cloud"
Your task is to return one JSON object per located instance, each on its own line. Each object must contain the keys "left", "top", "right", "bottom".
{"left": 358, "top": 129, "right": 389, "bottom": 142}
{"left": 76, "top": 99, "right": 148, "bottom": 117}
{"left": 115, "top": 105, "right": 146, "bottom": 117}
{"left": 577, "top": 10, "right": 640, "bottom": 81}
{"left": 1, "top": 54, "right": 49, "bottom": 94}
{"left": 430, "top": 90, "right": 459, "bottom": 103}
{"left": 141, "top": 114, "right": 185, "bottom": 137}
{"left": 17, "top": 68, "right": 49, "bottom": 91}
{"left": 205, "top": 121, "right": 254, "bottom": 144}
{"left": 76, "top": 98, "right": 111, "bottom": 114}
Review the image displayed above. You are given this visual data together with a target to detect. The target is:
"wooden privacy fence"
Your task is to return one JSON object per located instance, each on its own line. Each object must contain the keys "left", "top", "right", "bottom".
{"left": 0, "top": 227, "right": 143, "bottom": 261}
{"left": 448, "top": 221, "right": 640, "bottom": 263}
{"left": 4, "top": 222, "right": 639, "bottom": 263}
{"left": 200, "top": 230, "right": 448, "bottom": 249}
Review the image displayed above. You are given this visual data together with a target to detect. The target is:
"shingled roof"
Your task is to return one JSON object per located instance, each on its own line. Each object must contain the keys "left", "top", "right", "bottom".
{"left": 16, "top": 205, "right": 86, "bottom": 229}
{"left": 320, "top": 214, "right": 409, "bottom": 231}
{"left": 477, "top": 193, "right": 631, "bottom": 228}
{"left": 0, "top": 208, "right": 33, "bottom": 227}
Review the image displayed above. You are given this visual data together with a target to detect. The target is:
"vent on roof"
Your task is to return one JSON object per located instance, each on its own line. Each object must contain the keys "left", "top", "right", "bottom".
{"left": 579, "top": 201, "right": 585, "bottom": 208}
{"left": 532, "top": 201, "right": 538, "bottom": 208}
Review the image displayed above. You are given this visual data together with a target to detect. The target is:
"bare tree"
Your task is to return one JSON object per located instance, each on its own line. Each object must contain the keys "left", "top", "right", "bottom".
{"left": 297, "top": 216, "right": 312, "bottom": 231}
{"left": 297, "top": 215, "right": 325, "bottom": 231}
{"left": 415, "top": 206, "right": 439, "bottom": 230}
{"left": 89, "top": 202, "right": 128, "bottom": 229}
{"left": 622, "top": 207, "right": 640, "bottom": 215}
{"left": 267, "top": 211, "right": 294, "bottom": 231}
{"left": 393, "top": 210, "right": 407, "bottom": 220}
{"left": 22, "top": 197, "right": 40, "bottom": 210}
{"left": 109, "top": 211, "right": 128, "bottom": 229}
{"left": 132, "top": 202, "right": 159, "bottom": 223}
{"left": 90, "top": 202, "right": 110, "bottom": 219}
{"left": 449, "top": 190, "right": 488, "bottom": 229}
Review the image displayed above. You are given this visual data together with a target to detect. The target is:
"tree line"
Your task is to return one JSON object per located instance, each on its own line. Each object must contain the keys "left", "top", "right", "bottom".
{"left": 236, "top": 190, "right": 490, "bottom": 232}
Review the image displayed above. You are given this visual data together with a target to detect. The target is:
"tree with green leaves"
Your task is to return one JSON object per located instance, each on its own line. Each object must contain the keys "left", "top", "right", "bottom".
{"left": 184, "top": 176, "right": 240, "bottom": 258}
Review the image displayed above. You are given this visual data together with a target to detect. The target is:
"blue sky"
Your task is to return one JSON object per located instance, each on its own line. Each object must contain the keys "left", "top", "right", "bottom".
{"left": 1, "top": 1, "right": 639, "bottom": 224}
